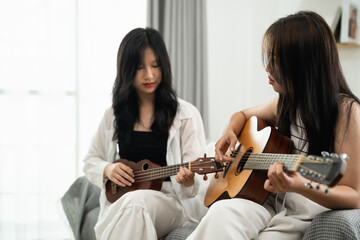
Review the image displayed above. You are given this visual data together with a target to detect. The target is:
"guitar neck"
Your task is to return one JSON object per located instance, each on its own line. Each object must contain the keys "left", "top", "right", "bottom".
{"left": 244, "top": 153, "right": 304, "bottom": 171}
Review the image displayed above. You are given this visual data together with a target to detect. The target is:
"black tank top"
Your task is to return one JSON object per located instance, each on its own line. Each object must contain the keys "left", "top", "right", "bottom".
{"left": 118, "top": 131, "right": 168, "bottom": 166}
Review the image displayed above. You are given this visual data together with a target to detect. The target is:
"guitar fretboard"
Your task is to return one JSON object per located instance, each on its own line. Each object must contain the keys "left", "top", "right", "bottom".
{"left": 242, "top": 153, "right": 304, "bottom": 171}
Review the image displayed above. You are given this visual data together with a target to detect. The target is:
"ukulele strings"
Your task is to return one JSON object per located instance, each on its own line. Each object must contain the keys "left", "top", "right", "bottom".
{"left": 132, "top": 161, "right": 213, "bottom": 175}
{"left": 132, "top": 161, "right": 218, "bottom": 182}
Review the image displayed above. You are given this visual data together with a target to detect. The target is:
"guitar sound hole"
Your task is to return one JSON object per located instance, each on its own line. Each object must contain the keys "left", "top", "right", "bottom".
{"left": 235, "top": 148, "right": 253, "bottom": 175}
{"left": 142, "top": 162, "right": 150, "bottom": 171}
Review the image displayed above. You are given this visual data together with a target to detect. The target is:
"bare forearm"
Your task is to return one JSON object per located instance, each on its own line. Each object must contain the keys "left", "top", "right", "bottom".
{"left": 225, "top": 111, "right": 247, "bottom": 136}
{"left": 294, "top": 181, "right": 360, "bottom": 209}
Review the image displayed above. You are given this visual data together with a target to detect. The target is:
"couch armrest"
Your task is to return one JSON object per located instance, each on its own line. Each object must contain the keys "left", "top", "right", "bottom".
{"left": 302, "top": 209, "right": 360, "bottom": 240}
{"left": 61, "top": 176, "right": 101, "bottom": 240}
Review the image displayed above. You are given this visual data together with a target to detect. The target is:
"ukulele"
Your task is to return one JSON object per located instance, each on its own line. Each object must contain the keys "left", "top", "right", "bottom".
{"left": 105, "top": 157, "right": 223, "bottom": 203}
{"left": 204, "top": 116, "right": 347, "bottom": 207}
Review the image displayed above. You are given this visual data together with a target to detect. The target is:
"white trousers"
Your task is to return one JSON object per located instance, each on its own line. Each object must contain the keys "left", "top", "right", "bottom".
{"left": 95, "top": 182, "right": 189, "bottom": 240}
{"left": 187, "top": 193, "right": 327, "bottom": 240}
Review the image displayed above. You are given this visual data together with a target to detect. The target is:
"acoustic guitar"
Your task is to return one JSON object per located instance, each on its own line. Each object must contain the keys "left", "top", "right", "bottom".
{"left": 105, "top": 157, "right": 223, "bottom": 203}
{"left": 204, "top": 116, "right": 347, "bottom": 207}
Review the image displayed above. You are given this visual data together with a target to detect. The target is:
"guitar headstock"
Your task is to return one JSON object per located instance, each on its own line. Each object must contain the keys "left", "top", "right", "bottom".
{"left": 191, "top": 155, "right": 223, "bottom": 175}
{"left": 297, "top": 152, "right": 347, "bottom": 187}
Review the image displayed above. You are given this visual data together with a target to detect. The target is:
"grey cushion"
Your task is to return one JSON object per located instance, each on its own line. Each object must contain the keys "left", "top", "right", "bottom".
{"left": 80, "top": 207, "right": 100, "bottom": 240}
{"left": 61, "top": 176, "right": 100, "bottom": 240}
{"left": 302, "top": 209, "right": 360, "bottom": 240}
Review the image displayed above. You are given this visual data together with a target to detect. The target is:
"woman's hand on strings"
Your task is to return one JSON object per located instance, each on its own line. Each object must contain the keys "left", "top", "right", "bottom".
{"left": 215, "top": 130, "right": 237, "bottom": 162}
{"left": 175, "top": 167, "right": 195, "bottom": 187}
{"left": 104, "top": 162, "right": 135, "bottom": 187}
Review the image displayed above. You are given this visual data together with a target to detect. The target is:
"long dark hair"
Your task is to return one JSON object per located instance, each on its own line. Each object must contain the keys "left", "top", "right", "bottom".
{"left": 112, "top": 28, "right": 178, "bottom": 140}
{"left": 262, "top": 11, "right": 359, "bottom": 154}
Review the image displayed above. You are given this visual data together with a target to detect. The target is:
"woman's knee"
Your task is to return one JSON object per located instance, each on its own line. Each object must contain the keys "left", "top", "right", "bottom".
{"left": 119, "top": 190, "right": 151, "bottom": 207}
{"left": 208, "top": 199, "right": 257, "bottom": 217}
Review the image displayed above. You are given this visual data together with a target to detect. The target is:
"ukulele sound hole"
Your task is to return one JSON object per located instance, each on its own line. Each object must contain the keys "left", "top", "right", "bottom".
{"left": 142, "top": 162, "right": 150, "bottom": 171}
{"left": 235, "top": 148, "right": 253, "bottom": 175}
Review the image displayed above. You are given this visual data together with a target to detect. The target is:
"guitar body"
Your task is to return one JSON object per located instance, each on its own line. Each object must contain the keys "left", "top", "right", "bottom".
{"left": 105, "top": 159, "right": 163, "bottom": 203}
{"left": 204, "top": 116, "right": 294, "bottom": 207}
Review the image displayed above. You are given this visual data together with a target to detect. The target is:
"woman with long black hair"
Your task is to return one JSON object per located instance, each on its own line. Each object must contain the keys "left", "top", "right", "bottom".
{"left": 83, "top": 28, "right": 207, "bottom": 240}
{"left": 188, "top": 11, "right": 360, "bottom": 239}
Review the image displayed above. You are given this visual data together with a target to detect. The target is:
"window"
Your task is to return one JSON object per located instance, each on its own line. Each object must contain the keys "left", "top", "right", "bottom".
{"left": 0, "top": 0, "right": 146, "bottom": 239}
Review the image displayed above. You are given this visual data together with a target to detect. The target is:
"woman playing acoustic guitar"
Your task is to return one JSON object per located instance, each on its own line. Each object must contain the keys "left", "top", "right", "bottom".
{"left": 187, "top": 11, "right": 360, "bottom": 240}
{"left": 83, "top": 28, "right": 208, "bottom": 240}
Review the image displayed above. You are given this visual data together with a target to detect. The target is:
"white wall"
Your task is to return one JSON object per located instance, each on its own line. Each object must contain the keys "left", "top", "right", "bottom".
{"left": 206, "top": 0, "right": 360, "bottom": 141}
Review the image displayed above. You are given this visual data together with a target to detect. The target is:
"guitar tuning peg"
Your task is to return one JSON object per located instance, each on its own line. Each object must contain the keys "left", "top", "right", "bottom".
{"left": 305, "top": 181, "right": 313, "bottom": 189}
{"left": 203, "top": 153, "right": 207, "bottom": 158}
{"left": 325, "top": 188, "right": 330, "bottom": 195}
{"left": 330, "top": 153, "right": 339, "bottom": 158}
{"left": 203, "top": 174, "right": 208, "bottom": 181}
{"left": 321, "top": 151, "right": 329, "bottom": 157}
{"left": 315, "top": 184, "right": 321, "bottom": 191}
{"left": 340, "top": 153, "right": 349, "bottom": 161}
{"left": 215, "top": 172, "right": 219, "bottom": 179}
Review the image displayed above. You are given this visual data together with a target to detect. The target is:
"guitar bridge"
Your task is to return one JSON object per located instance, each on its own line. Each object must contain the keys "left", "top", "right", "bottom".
{"left": 111, "top": 182, "right": 118, "bottom": 195}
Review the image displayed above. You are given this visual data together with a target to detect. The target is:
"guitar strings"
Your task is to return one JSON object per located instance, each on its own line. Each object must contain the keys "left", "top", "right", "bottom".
{"left": 230, "top": 152, "right": 332, "bottom": 164}
{"left": 229, "top": 152, "right": 332, "bottom": 175}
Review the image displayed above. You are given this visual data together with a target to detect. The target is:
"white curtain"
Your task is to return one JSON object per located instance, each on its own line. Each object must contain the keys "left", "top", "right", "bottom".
{"left": 0, "top": 0, "right": 146, "bottom": 239}
{"left": 0, "top": 1, "right": 77, "bottom": 239}
{"left": 147, "top": 0, "right": 208, "bottom": 134}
